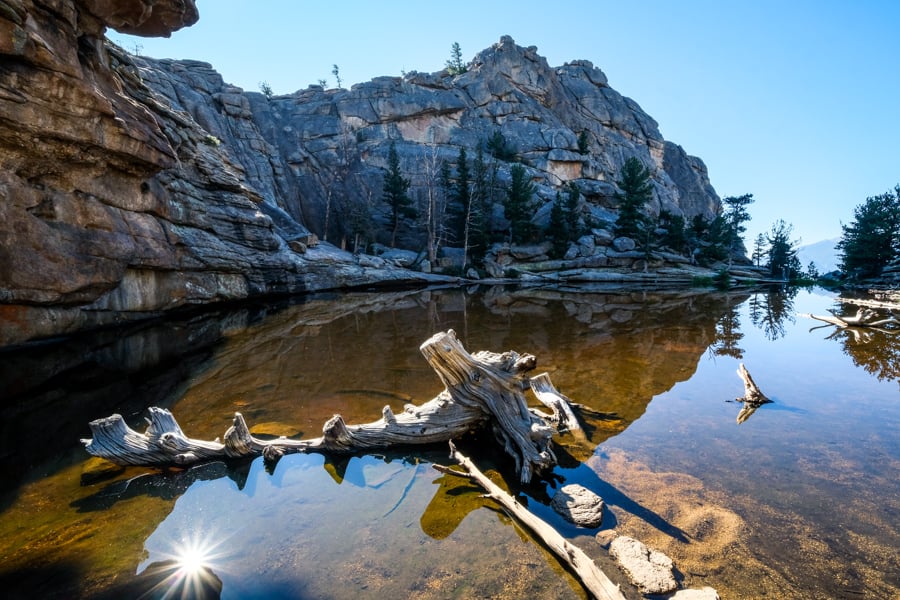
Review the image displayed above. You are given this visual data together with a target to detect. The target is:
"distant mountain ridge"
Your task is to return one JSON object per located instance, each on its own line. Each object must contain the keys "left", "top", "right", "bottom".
{"left": 798, "top": 238, "right": 839, "bottom": 272}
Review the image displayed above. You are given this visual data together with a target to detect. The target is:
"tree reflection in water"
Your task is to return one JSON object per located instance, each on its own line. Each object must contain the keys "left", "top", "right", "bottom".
{"left": 808, "top": 302, "right": 900, "bottom": 388}
{"left": 710, "top": 302, "right": 744, "bottom": 359}
{"left": 748, "top": 287, "right": 798, "bottom": 341}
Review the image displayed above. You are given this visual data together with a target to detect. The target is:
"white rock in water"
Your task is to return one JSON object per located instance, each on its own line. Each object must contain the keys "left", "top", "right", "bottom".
{"left": 670, "top": 587, "right": 721, "bottom": 599}
{"left": 550, "top": 483, "right": 605, "bottom": 527}
{"left": 608, "top": 535, "right": 677, "bottom": 594}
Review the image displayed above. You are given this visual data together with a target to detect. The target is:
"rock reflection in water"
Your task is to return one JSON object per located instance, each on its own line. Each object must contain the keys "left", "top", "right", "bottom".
{"left": 0, "top": 285, "right": 760, "bottom": 599}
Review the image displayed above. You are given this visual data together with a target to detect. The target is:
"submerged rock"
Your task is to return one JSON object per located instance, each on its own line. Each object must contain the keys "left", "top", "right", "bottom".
{"left": 670, "top": 587, "right": 721, "bottom": 599}
{"left": 608, "top": 535, "right": 678, "bottom": 594}
{"left": 550, "top": 483, "right": 605, "bottom": 527}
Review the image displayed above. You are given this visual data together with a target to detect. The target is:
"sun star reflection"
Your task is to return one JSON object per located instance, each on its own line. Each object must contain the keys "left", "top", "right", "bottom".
{"left": 177, "top": 539, "right": 212, "bottom": 574}
{"left": 138, "top": 529, "right": 231, "bottom": 599}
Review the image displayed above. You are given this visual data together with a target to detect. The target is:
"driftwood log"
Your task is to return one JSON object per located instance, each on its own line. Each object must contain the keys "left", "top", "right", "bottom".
{"left": 801, "top": 307, "right": 899, "bottom": 329}
{"left": 83, "top": 330, "right": 581, "bottom": 483}
{"left": 434, "top": 442, "right": 625, "bottom": 600}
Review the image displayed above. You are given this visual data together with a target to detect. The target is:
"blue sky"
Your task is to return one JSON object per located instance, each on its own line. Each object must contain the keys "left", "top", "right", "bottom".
{"left": 109, "top": 0, "right": 900, "bottom": 246}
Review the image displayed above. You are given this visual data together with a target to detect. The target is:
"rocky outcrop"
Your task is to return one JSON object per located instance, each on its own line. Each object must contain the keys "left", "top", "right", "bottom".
{"left": 0, "top": 0, "right": 441, "bottom": 347}
{"left": 218, "top": 36, "right": 721, "bottom": 245}
{"left": 0, "top": 2, "right": 721, "bottom": 347}
{"left": 79, "top": 0, "right": 199, "bottom": 37}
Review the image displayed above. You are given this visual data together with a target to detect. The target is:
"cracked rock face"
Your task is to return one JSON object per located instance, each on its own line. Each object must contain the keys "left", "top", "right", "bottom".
{"left": 208, "top": 35, "right": 720, "bottom": 246}
{"left": 0, "top": 0, "right": 434, "bottom": 346}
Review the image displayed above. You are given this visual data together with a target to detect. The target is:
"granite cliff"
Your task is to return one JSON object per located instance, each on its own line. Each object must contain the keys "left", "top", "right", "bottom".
{"left": 0, "top": 1, "right": 721, "bottom": 346}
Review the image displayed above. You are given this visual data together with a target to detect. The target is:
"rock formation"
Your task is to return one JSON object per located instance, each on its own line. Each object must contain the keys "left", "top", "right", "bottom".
{"left": 0, "top": 0, "right": 438, "bottom": 346}
{"left": 0, "top": 2, "right": 722, "bottom": 346}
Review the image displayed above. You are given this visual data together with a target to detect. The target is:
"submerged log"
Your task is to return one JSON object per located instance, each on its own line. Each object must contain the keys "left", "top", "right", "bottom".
{"left": 434, "top": 442, "right": 626, "bottom": 600}
{"left": 83, "top": 330, "right": 572, "bottom": 483}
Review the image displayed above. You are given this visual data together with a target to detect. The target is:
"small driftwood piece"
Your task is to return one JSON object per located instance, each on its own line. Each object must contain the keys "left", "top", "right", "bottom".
{"left": 83, "top": 330, "right": 569, "bottom": 483}
{"left": 734, "top": 363, "right": 772, "bottom": 424}
{"left": 434, "top": 442, "right": 625, "bottom": 600}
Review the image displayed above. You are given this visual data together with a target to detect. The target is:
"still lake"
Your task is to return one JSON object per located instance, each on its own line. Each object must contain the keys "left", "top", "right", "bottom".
{"left": 0, "top": 285, "right": 897, "bottom": 599}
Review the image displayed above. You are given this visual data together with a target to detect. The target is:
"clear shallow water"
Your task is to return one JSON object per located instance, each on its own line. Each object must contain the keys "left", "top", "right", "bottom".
{"left": 0, "top": 286, "right": 897, "bottom": 599}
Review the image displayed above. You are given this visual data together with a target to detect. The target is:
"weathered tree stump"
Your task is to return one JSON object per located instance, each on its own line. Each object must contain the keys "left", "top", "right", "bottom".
{"left": 83, "top": 330, "right": 573, "bottom": 483}
{"left": 733, "top": 363, "right": 772, "bottom": 424}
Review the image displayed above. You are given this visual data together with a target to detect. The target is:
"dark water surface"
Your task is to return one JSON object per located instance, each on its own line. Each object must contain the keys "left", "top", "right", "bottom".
{"left": 0, "top": 286, "right": 897, "bottom": 599}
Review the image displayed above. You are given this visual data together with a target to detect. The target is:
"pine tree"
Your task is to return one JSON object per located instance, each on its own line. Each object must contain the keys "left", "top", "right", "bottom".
{"left": 752, "top": 233, "right": 766, "bottom": 267}
{"left": 548, "top": 192, "right": 570, "bottom": 259}
{"left": 806, "top": 261, "right": 819, "bottom": 280}
{"left": 766, "top": 220, "right": 801, "bottom": 280}
{"left": 486, "top": 130, "right": 516, "bottom": 162}
{"left": 698, "top": 214, "right": 730, "bottom": 264}
{"left": 722, "top": 193, "right": 754, "bottom": 266}
{"left": 658, "top": 210, "right": 688, "bottom": 254}
{"left": 468, "top": 145, "right": 493, "bottom": 265}
{"left": 382, "top": 141, "right": 415, "bottom": 247}
{"left": 577, "top": 130, "right": 590, "bottom": 155}
{"left": 446, "top": 42, "right": 467, "bottom": 75}
{"left": 837, "top": 185, "right": 900, "bottom": 278}
{"left": 614, "top": 157, "right": 653, "bottom": 241}
{"left": 564, "top": 182, "right": 581, "bottom": 239}
{"left": 504, "top": 164, "right": 535, "bottom": 244}
{"left": 448, "top": 147, "right": 471, "bottom": 246}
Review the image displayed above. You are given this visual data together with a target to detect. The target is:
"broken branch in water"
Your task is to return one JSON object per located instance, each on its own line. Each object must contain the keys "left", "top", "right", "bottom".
{"left": 433, "top": 442, "right": 626, "bottom": 600}
{"left": 733, "top": 363, "right": 772, "bottom": 424}
{"left": 82, "top": 330, "right": 581, "bottom": 484}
